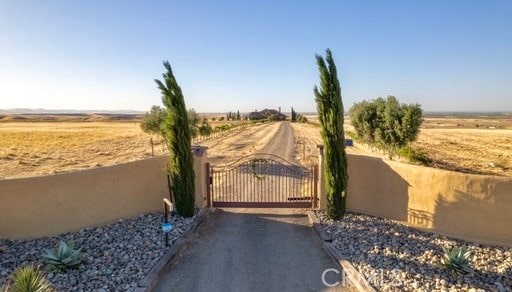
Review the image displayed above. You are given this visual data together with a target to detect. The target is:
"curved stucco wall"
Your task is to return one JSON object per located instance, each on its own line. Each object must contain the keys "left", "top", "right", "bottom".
{"left": 346, "top": 154, "right": 512, "bottom": 247}
{"left": 0, "top": 157, "right": 170, "bottom": 239}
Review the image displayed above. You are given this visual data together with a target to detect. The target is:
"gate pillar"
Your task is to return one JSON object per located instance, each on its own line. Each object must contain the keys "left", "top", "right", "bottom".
{"left": 192, "top": 146, "right": 208, "bottom": 209}
{"left": 317, "top": 145, "right": 327, "bottom": 210}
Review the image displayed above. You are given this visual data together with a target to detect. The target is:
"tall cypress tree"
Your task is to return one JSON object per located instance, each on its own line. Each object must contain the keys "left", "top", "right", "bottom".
{"left": 314, "top": 49, "right": 348, "bottom": 219}
{"left": 155, "top": 61, "right": 195, "bottom": 217}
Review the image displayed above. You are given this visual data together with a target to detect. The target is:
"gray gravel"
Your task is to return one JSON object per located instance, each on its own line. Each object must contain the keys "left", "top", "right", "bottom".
{"left": 0, "top": 211, "right": 198, "bottom": 291}
{"left": 316, "top": 211, "right": 512, "bottom": 291}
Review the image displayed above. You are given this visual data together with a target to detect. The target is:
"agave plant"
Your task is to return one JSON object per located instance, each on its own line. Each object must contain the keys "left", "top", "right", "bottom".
{"left": 4, "top": 264, "right": 55, "bottom": 292}
{"left": 42, "top": 241, "right": 82, "bottom": 273}
{"left": 441, "top": 246, "right": 474, "bottom": 275}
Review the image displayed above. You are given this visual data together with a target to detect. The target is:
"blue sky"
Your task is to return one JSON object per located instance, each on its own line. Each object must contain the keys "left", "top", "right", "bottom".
{"left": 0, "top": 1, "right": 511, "bottom": 112}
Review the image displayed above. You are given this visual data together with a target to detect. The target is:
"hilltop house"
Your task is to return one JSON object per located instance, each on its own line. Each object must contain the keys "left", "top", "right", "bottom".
{"left": 247, "top": 108, "right": 286, "bottom": 121}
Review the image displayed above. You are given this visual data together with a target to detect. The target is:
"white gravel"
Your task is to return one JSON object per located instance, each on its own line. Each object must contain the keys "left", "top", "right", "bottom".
{"left": 316, "top": 211, "right": 512, "bottom": 291}
{"left": 0, "top": 211, "right": 199, "bottom": 291}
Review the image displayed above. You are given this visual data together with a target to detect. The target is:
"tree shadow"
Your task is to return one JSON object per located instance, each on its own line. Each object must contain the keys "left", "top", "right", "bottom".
{"left": 346, "top": 155, "right": 410, "bottom": 222}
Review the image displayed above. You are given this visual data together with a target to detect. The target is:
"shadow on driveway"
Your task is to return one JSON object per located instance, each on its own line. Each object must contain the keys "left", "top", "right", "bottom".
{"left": 153, "top": 208, "right": 349, "bottom": 292}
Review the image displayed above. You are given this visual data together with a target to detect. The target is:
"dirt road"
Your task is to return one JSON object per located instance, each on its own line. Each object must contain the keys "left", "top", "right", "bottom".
{"left": 209, "top": 122, "right": 315, "bottom": 206}
{"left": 260, "top": 122, "right": 297, "bottom": 163}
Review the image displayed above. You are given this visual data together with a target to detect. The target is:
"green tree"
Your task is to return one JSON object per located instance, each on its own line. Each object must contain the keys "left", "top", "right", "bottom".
{"left": 188, "top": 109, "right": 199, "bottom": 138}
{"left": 291, "top": 107, "right": 297, "bottom": 122}
{"left": 349, "top": 96, "right": 423, "bottom": 157}
{"left": 155, "top": 61, "right": 195, "bottom": 217}
{"left": 236, "top": 110, "right": 241, "bottom": 120}
{"left": 140, "top": 105, "right": 166, "bottom": 136}
{"left": 314, "top": 49, "right": 348, "bottom": 220}
{"left": 198, "top": 118, "right": 213, "bottom": 136}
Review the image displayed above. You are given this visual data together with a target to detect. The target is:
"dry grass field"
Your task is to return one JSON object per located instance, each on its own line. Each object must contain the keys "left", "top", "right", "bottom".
{"left": 295, "top": 114, "right": 512, "bottom": 176}
{"left": 1, "top": 114, "right": 511, "bottom": 179}
{"left": 0, "top": 121, "right": 154, "bottom": 179}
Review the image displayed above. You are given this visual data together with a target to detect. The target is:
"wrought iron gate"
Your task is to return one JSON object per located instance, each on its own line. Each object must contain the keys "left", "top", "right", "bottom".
{"left": 207, "top": 154, "right": 318, "bottom": 208}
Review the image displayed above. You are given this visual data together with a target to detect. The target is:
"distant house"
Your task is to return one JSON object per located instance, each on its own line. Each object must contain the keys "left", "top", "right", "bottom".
{"left": 246, "top": 108, "right": 286, "bottom": 121}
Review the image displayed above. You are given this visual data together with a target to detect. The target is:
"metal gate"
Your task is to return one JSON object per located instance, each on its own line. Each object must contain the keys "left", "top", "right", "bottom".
{"left": 207, "top": 153, "right": 318, "bottom": 208}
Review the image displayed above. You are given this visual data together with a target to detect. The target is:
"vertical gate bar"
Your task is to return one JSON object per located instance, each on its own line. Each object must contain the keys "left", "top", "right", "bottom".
{"left": 313, "top": 165, "right": 318, "bottom": 208}
{"left": 234, "top": 165, "right": 237, "bottom": 203}
{"left": 286, "top": 165, "right": 289, "bottom": 203}
{"left": 230, "top": 167, "right": 233, "bottom": 202}
{"left": 269, "top": 160, "right": 272, "bottom": 202}
{"left": 228, "top": 168, "right": 231, "bottom": 202}
{"left": 205, "top": 163, "right": 211, "bottom": 207}
{"left": 211, "top": 167, "right": 215, "bottom": 205}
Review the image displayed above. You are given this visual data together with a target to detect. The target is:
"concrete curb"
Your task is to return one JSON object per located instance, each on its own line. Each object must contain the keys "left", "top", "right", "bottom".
{"left": 307, "top": 210, "right": 332, "bottom": 242}
{"left": 307, "top": 210, "right": 376, "bottom": 292}
{"left": 135, "top": 207, "right": 215, "bottom": 292}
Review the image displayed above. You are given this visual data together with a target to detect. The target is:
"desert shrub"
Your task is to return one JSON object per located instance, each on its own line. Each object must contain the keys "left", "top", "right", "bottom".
{"left": 291, "top": 107, "right": 308, "bottom": 123}
{"left": 398, "top": 146, "right": 431, "bottom": 165}
{"left": 296, "top": 114, "right": 308, "bottom": 123}
{"left": 314, "top": 49, "right": 348, "bottom": 220}
{"left": 198, "top": 118, "right": 212, "bottom": 136}
{"left": 42, "top": 241, "right": 82, "bottom": 273}
{"left": 3, "top": 265, "right": 55, "bottom": 292}
{"left": 441, "top": 246, "right": 474, "bottom": 275}
{"left": 349, "top": 96, "right": 422, "bottom": 157}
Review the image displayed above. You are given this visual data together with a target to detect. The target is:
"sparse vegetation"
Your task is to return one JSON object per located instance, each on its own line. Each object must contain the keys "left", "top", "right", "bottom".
{"left": 42, "top": 241, "right": 82, "bottom": 273}
{"left": 3, "top": 265, "right": 55, "bottom": 292}
{"left": 0, "top": 114, "right": 511, "bottom": 178}
{"left": 398, "top": 146, "right": 431, "bottom": 165}
{"left": 441, "top": 246, "right": 474, "bottom": 275}
{"left": 314, "top": 49, "right": 348, "bottom": 220}
{"left": 155, "top": 61, "right": 195, "bottom": 217}
{"left": 198, "top": 118, "right": 213, "bottom": 136}
{"left": 290, "top": 107, "right": 308, "bottom": 123}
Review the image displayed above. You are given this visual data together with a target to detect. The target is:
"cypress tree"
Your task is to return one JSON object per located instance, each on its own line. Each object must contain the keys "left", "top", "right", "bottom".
{"left": 314, "top": 49, "right": 348, "bottom": 219}
{"left": 155, "top": 61, "right": 195, "bottom": 217}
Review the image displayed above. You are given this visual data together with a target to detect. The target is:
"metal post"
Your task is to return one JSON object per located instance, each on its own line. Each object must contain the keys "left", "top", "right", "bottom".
{"left": 150, "top": 138, "right": 154, "bottom": 156}
{"left": 205, "top": 163, "right": 211, "bottom": 207}
{"left": 163, "top": 199, "right": 169, "bottom": 247}
{"left": 313, "top": 165, "right": 318, "bottom": 208}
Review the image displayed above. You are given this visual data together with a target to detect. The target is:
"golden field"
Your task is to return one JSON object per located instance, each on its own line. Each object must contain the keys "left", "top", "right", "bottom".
{"left": 1, "top": 114, "right": 511, "bottom": 178}
{"left": 0, "top": 121, "right": 154, "bottom": 179}
{"left": 297, "top": 114, "right": 512, "bottom": 176}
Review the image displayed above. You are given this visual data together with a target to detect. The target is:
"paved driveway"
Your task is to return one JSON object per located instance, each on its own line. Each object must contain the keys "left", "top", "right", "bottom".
{"left": 153, "top": 209, "right": 349, "bottom": 292}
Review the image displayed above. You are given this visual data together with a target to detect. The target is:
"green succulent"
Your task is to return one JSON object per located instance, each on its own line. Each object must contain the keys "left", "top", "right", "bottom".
{"left": 441, "top": 246, "right": 474, "bottom": 275}
{"left": 4, "top": 264, "right": 55, "bottom": 292}
{"left": 42, "top": 241, "right": 82, "bottom": 273}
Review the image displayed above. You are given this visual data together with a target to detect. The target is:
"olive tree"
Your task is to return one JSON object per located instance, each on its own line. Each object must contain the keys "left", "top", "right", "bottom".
{"left": 349, "top": 96, "right": 422, "bottom": 157}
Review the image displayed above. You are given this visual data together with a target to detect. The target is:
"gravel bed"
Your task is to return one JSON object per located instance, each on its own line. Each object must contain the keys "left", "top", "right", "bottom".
{"left": 316, "top": 211, "right": 512, "bottom": 291}
{"left": 0, "top": 211, "right": 199, "bottom": 291}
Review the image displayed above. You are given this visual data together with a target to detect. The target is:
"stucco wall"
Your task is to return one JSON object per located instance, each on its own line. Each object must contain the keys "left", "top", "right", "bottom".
{"left": 346, "top": 154, "right": 512, "bottom": 247}
{"left": 0, "top": 157, "right": 172, "bottom": 239}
